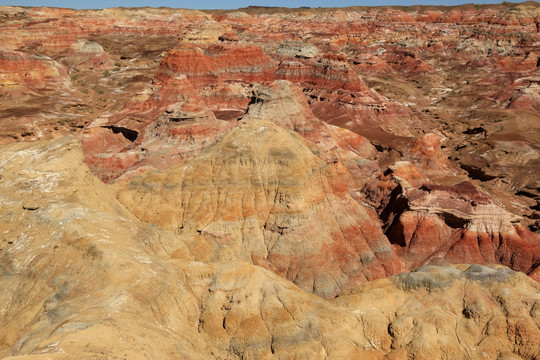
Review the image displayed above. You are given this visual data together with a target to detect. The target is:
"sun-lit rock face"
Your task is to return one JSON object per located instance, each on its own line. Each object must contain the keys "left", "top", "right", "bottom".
{"left": 117, "top": 118, "right": 406, "bottom": 299}
{"left": 2, "top": 138, "right": 539, "bottom": 359}
{"left": 335, "top": 264, "right": 540, "bottom": 360}
{"left": 156, "top": 43, "right": 276, "bottom": 85}
{"left": 243, "top": 80, "right": 381, "bottom": 196}
{"left": 0, "top": 137, "right": 209, "bottom": 359}
{"left": 1, "top": 3, "right": 540, "bottom": 358}
{"left": 58, "top": 39, "right": 114, "bottom": 70}
{"left": 79, "top": 72, "right": 236, "bottom": 183}
{"left": 382, "top": 180, "right": 540, "bottom": 274}
{"left": 0, "top": 51, "right": 71, "bottom": 144}
{"left": 154, "top": 43, "right": 277, "bottom": 118}
{"left": 496, "top": 76, "right": 540, "bottom": 112}
{"left": 0, "top": 50, "right": 67, "bottom": 93}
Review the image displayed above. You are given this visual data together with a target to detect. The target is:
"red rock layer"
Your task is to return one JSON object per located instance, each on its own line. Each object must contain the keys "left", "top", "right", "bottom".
{"left": 155, "top": 43, "right": 276, "bottom": 85}
{"left": 154, "top": 43, "right": 276, "bottom": 118}
{"left": 152, "top": 40, "right": 415, "bottom": 141}
{"left": 117, "top": 118, "right": 408, "bottom": 299}
{"left": 383, "top": 180, "right": 540, "bottom": 275}
{"left": 81, "top": 74, "right": 235, "bottom": 182}
{"left": 0, "top": 50, "right": 67, "bottom": 91}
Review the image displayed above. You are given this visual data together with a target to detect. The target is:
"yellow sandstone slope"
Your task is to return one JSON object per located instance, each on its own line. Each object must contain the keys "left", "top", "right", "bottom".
{"left": 1, "top": 136, "right": 539, "bottom": 359}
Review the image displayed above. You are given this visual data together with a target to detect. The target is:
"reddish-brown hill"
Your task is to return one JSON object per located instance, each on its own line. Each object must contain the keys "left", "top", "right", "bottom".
{"left": 1, "top": 3, "right": 540, "bottom": 358}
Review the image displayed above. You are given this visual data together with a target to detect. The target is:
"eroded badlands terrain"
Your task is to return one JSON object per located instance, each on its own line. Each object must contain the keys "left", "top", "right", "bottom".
{"left": 1, "top": 3, "right": 540, "bottom": 359}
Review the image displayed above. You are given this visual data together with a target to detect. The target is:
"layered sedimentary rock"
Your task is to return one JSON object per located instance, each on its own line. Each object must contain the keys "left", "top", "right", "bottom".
{"left": 274, "top": 52, "right": 416, "bottom": 139}
{"left": 382, "top": 180, "right": 540, "bottom": 275}
{"left": 118, "top": 118, "right": 406, "bottom": 299}
{"left": 0, "top": 50, "right": 67, "bottom": 95}
{"left": 58, "top": 39, "right": 114, "bottom": 70}
{"left": 1, "top": 138, "right": 539, "bottom": 359}
{"left": 335, "top": 264, "right": 540, "bottom": 360}
{"left": 496, "top": 76, "right": 540, "bottom": 112}
{"left": 81, "top": 73, "right": 235, "bottom": 182}
{"left": 243, "top": 80, "right": 379, "bottom": 189}
{"left": 1, "top": 3, "right": 540, "bottom": 358}
{"left": 0, "top": 51, "right": 70, "bottom": 143}
{"left": 155, "top": 43, "right": 276, "bottom": 119}
{"left": 0, "top": 137, "right": 201, "bottom": 358}
{"left": 152, "top": 39, "right": 416, "bottom": 140}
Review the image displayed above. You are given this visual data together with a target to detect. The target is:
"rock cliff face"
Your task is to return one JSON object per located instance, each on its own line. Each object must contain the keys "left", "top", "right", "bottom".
{"left": 0, "top": 51, "right": 70, "bottom": 143}
{"left": 1, "top": 3, "right": 540, "bottom": 359}
{"left": 0, "top": 51, "right": 66, "bottom": 92}
{"left": 382, "top": 181, "right": 540, "bottom": 274}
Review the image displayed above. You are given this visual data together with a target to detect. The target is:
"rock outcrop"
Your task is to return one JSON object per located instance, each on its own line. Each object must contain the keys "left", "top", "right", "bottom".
{"left": 81, "top": 74, "right": 235, "bottom": 182}
{"left": 118, "top": 118, "right": 406, "bottom": 299}
{"left": 335, "top": 264, "right": 540, "bottom": 360}
{"left": 155, "top": 43, "right": 276, "bottom": 119}
{"left": 0, "top": 50, "right": 67, "bottom": 96}
{"left": 1, "top": 3, "right": 540, "bottom": 358}
{"left": 58, "top": 39, "right": 113, "bottom": 70}
{"left": 0, "top": 137, "right": 201, "bottom": 358}
{"left": 243, "top": 80, "right": 379, "bottom": 183}
{"left": 382, "top": 180, "right": 540, "bottom": 275}
{"left": 0, "top": 51, "right": 70, "bottom": 143}
{"left": 2, "top": 137, "right": 540, "bottom": 359}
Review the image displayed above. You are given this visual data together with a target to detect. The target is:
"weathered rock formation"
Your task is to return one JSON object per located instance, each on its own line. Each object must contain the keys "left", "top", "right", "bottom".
{"left": 0, "top": 51, "right": 70, "bottom": 143}
{"left": 81, "top": 74, "right": 235, "bottom": 182}
{"left": 117, "top": 118, "right": 406, "bottom": 299}
{"left": 335, "top": 264, "right": 540, "bottom": 360}
{"left": 1, "top": 138, "right": 540, "bottom": 359}
{"left": 59, "top": 39, "right": 113, "bottom": 70}
{"left": 155, "top": 43, "right": 276, "bottom": 119}
{"left": 243, "top": 80, "right": 380, "bottom": 191}
{"left": 1, "top": 3, "right": 540, "bottom": 358}
{"left": 0, "top": 50, "right": 67, "bottom": 96}
{"left": 382, "top": 180, "right": 540, "bottom": 275}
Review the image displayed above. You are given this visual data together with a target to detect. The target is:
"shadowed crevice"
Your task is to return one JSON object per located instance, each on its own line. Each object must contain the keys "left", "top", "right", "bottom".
{"left": 102, "top": 126, "right": 139, "bottom": 142}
